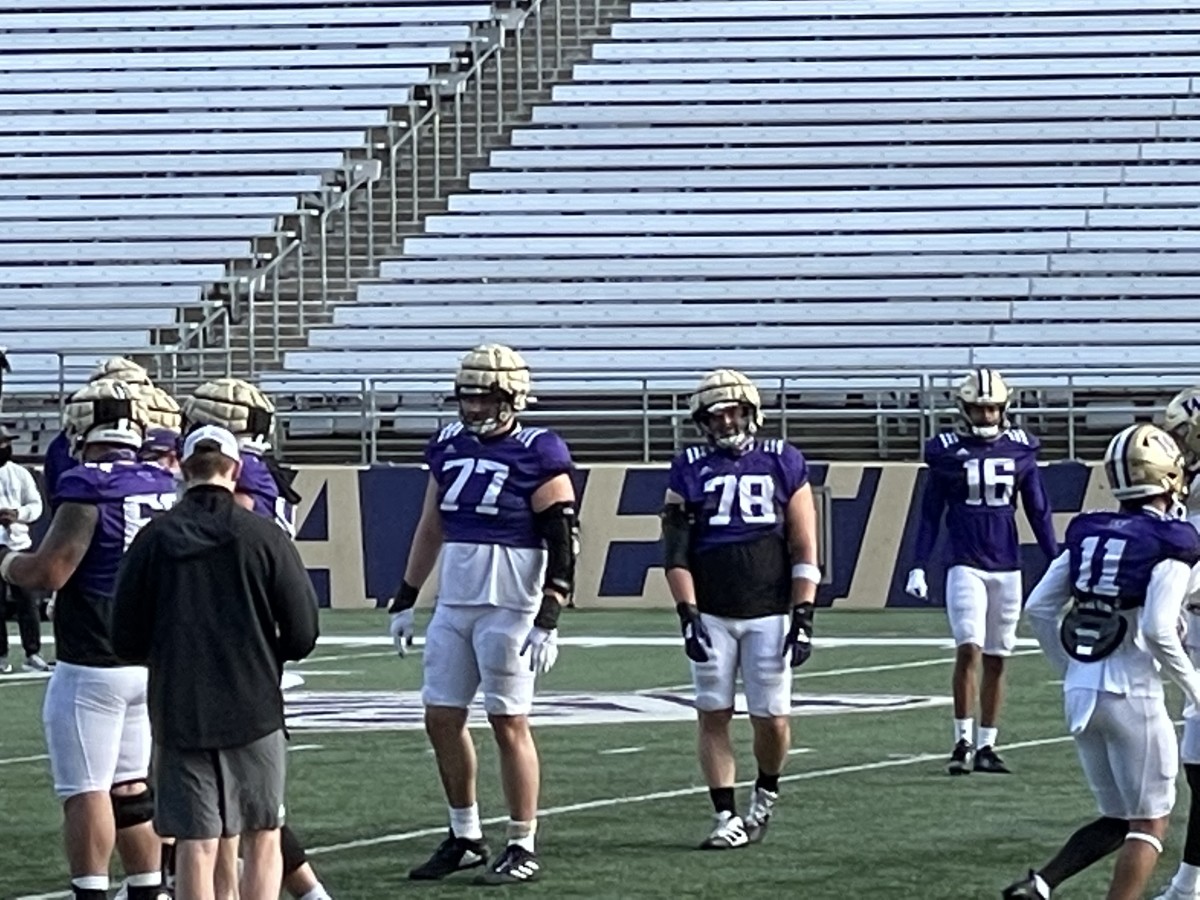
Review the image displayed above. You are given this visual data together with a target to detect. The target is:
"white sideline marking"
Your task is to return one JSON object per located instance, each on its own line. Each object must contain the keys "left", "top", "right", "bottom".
{"left": 306, "top": 732, "right": 1076, "bottom": 857}
{"left": 306, "top": 634, "right": 1041, "bottom": 650}
{"left": 788, "top": 747, "right": 815, "bottom": 755}
{"left": 598, "top": 746, "right": 645, "bottom": 755}
{"left": 288, "top": 744, "right": 325, "bottom": 753}
{"left": 641, "top": 649, "right": 1042, "bottom": 695}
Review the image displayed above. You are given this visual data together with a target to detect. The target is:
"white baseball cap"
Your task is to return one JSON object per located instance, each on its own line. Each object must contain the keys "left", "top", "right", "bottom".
{"left": 182, "top": 424, "right": 241, "bottom": 463}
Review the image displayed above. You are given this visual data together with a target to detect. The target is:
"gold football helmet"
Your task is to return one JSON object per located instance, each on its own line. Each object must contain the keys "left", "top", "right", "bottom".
{"left": 1103, "top": 423, "right": 1186, "bottom": 502}
{"left": 142, "top": 386, "right": 182, "bottom": 433}
{"left": 956, "top": 368, "right": 1011, "bottom": 439}
{"left": 1163, "top": 386, "right": 1200, "bottom": 472}
{"left": 65, "top": 378, "right": 149, "bottom": 453}
{"left": 689, "top": 369, "right": 763, "bottom": 452}
{"left": 87, "top": 355, "right": 151, "bottom": 386}
{"left": 454, "top": 344, "right": 532, "bottom": 435}
{"left": 183, "top": 378, "right": 275, "bottom": 445}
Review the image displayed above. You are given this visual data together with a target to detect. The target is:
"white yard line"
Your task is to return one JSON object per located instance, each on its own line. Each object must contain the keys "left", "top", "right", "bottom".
{"left": 0, "top": 753, "right": 48, "bottom": 766}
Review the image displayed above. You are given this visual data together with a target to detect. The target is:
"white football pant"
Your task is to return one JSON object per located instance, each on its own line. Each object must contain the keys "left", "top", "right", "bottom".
{"left": 422, "top": 605, "right": 538, "bottom": 716}
{"left": 43, "top": 661, "right": 150, "bottom": 799}
{"left": 691, "top": 613, "right": 792, "bottom": 718}
{"left": 945, "top": 565, "right": 1022, "bottom": 655}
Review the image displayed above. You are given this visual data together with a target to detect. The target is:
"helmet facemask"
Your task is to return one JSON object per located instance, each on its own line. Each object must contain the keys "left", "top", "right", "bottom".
{"left": 456, "top": 385, "right": 516, "bottom": 437}
{"left": 958, "top": 400, "right": 1007, "bottom": 440}
{"left": 695, "top": 400, "right": 757, "bottom": 453}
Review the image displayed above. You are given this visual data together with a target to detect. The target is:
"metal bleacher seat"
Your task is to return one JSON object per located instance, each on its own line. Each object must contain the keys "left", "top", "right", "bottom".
{"left": 274, "top": 0, "right": 1200, "bottom": 390}
{"left": 0, "top": 0, "right": 499, "bottom": 392}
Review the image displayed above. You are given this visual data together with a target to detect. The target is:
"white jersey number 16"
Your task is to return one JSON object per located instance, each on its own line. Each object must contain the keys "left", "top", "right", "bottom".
{"left": 963, "top": 457, "right": 1015, "bottom": 508}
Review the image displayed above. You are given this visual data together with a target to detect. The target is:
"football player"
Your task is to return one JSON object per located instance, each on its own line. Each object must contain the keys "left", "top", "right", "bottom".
{"left": 1003, "top": 424, "right": 1200, "bottom": 900}
{"left": 907, "top": 368, "right": 1058, "bottom": 774}
{"left": 44, "top": 357, "right": 152, "bottom": 504}
{"left": 0, "top": 379, "right": 176, "bottom": 900}
{"left": 387, "top": 344, "right": 577, "bottom": 885}
{"left": 660, "top": 369, "right": 818, "bottom": 850}
{"left": 1150, "top": 386, "right": 1200, "bottom": 900}
{"left": 182, "top": 378, "right": 330, "bottom": 900}
{"left": 184, "top": 378, "right": 299, "bottom": 534}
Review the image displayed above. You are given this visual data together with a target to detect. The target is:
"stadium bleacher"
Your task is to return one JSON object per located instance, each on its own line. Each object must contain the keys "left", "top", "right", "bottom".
{"left": 274, "top": 0, "right": 1200, "bottom": 396}
{"left": 0, "top": 0, "right": 501, "bottom": 394}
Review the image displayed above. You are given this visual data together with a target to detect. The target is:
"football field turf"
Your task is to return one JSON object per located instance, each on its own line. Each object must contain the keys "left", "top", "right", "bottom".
{"left": 0, "top": 608, "right": 1188, "bottom": 899}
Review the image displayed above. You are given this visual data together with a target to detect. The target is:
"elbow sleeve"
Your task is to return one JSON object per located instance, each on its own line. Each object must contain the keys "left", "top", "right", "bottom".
{"left": 535, "top": 500, "right": 578, "bottom": 596}
{"left": 660, "top": 504, "right": 692, "bottom": 570}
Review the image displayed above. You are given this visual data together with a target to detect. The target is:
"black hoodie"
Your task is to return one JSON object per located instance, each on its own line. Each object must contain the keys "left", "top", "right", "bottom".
{"left": 113, "top": 484, "right": 319, "bottom": 749}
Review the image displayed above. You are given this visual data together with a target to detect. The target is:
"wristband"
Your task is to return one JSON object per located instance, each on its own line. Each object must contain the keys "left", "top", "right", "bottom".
{"left": 534, "top": 592, "right": 563, "bottom": 631}
{"left": 791, "top": 562, "right": 821, "bottom": 584}
{"left": 387, "top": 580, "right": 420, "bottom": 614}
{"left": 675, "top": 601, "right": 698, "bottom": 623}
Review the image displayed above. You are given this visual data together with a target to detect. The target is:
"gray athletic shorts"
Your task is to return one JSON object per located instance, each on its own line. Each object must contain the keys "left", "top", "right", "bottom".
{"left": 153, "top": 729, "right": 286, "bottom": 840}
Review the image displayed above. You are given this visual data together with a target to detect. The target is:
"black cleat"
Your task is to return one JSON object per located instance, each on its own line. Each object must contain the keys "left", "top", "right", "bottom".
{"left": 408, "top": 831, "right": 489, "bottom": 880}
{"left": 1001, "top": 870, "right": 1048, "bottom": 899}
{"left": 974, "top": 745, "right": 1012, "bottom": 774}
{"left": 947, "top": 738, "right": 974, "bottom": 776}
{"left": 475, "top": 844, "right": 541, "bottom": 885}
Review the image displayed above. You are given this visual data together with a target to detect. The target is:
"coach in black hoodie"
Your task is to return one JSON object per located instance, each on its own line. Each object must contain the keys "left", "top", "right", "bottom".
{"left": 113, "top": 424, "right": 319, "bottom": 900}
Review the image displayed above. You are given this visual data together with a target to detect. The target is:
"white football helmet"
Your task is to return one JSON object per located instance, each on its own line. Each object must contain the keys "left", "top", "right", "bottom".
{"left": 88, "top": 356, "right": 151, "bottom": 386}
{"left": 1163, "top": 386, "right": 1200, "bottom": 472}
{"left": 1103, "top": 423, "right": 1186, "bottom": 502}
{"left": 956, "top": 368, "right": 1011, "bottom": 440}
{"left": 454, "top": 344, "right": 532, "bottom": 436}
{"left": 65, "top": 378, "right": 149, "bottom": 454}
{"left": 689, "top": 369, "right": 763, "bottom": 453}
{"left": 183, "top": 378, "right": 275, "bottom": 446}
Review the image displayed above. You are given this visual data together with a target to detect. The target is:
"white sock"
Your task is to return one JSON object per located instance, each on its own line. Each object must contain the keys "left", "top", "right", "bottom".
{"left": 1033, "top": 872, "right": 1051, "bottom": 899}
{"left": 126, "top": 873, "right": 162, "bottom": 887}
{"left": 977, "top": 726, "right": 998, "bottom": 750}
{"left": 71, "top": 875, "right": 109, "bottom": 892}
{"left": 506, "top": 819, "right": 537, "bottom": 853}
{"left": 449, "top": 804, "right": 483, "bottom": 841}
{"left": 1174, "top": 861, "right": 1200, "bottom": 891}
{"left": 298, "top": 886, "right": 333, "bottom": 900}
{"left": 954, "top": 718, "right": 974, "bottom": 744}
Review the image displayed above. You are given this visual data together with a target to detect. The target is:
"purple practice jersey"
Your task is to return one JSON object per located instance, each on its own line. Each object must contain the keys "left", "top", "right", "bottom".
{"left": 54, "top": 457, "right": 178, "bottom": 666}
{"left": 43, "top": 430, "right": 77, "bottom": 506}
{"left": 667, "top": 438, "right": 810, "bottom": 619}
{"left": 426, "top": 421, "right": 572, "bottom": 549}
{"left": 668, "top": 438, "right": 809, "bottom": 552}
{"left": 914, "top": 428, "right": 1058, "bottom": 573}
{"left": 1064, "top": 509, "right": 1200, "bottom": 606}
{"left": 237, "top": 450, "right": 295, "bottom": 536}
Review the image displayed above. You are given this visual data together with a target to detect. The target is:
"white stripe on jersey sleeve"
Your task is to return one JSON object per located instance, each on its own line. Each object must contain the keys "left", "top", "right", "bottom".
{"left": 437, "top": 422, "right": 463, "bottom": 443}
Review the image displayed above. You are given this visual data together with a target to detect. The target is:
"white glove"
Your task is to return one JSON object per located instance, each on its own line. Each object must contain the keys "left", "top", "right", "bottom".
{"left": 520, "top": 627, "right": 559, "bottom": 674}
{"left": 905, "top": 568, "right": 929, "bottom": 601}
{"left": 389, "top": 608, "right": 415, "bottom": 657}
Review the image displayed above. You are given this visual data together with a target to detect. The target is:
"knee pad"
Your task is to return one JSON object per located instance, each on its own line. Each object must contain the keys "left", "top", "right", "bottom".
{"left": 1125, "top": 831, "right": 1164, "bottom": 854}
{"left": 111, "top": 782, "right": 154, "bottom": 830}
{"left": 280, "top": 824, "right": 307, "bottom": 877}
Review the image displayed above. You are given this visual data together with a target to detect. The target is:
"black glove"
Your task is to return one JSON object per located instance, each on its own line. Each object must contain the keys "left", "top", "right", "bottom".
{"left": 783, "top": 603, "right": 815, "bottom": 668}
{"left": 676, "top": 602, "right": 712, "bottom": 663}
